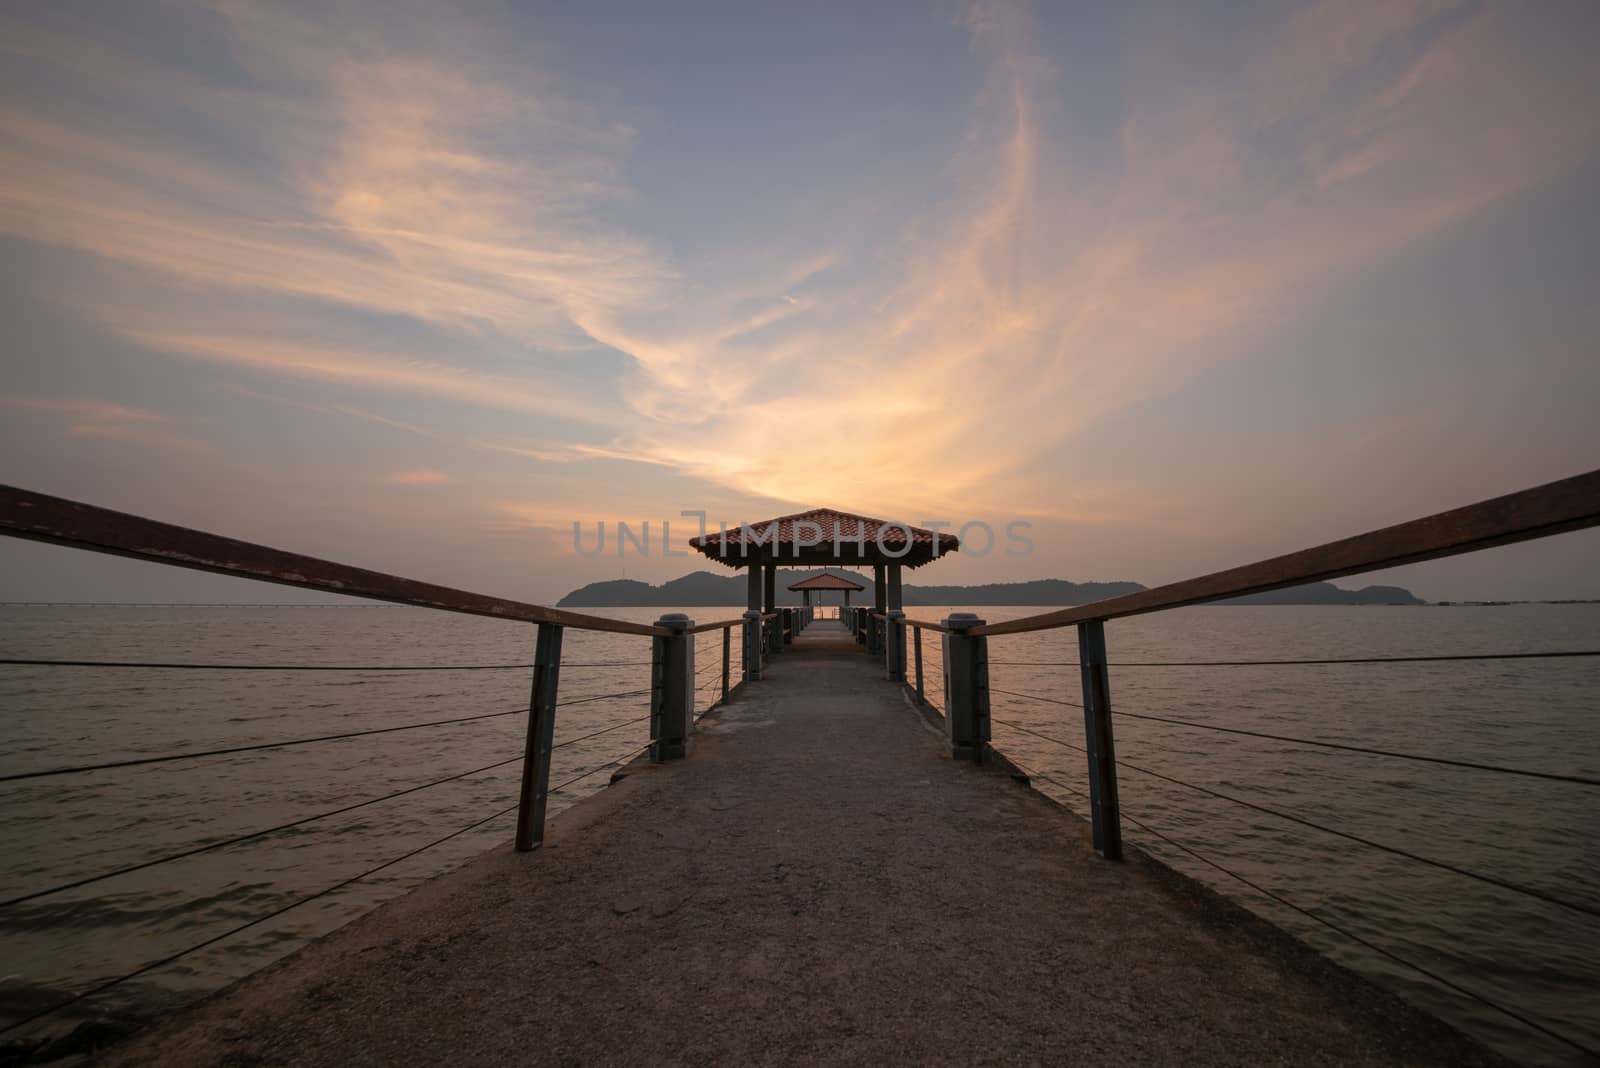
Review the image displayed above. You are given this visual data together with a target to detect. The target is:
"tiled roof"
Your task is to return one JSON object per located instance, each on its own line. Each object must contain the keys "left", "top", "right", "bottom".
{"left": 688, "top": 508, "right": 960, "bottom": 553}
{"left": 786, "top": 572, "right": 867, "bottom": 591}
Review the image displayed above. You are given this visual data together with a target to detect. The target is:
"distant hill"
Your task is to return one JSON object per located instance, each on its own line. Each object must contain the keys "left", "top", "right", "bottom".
{"left": 900, "top": 579, "right": 1146, "bottom": 605}
{"left": 557, "top": 572, "right": 1422, "bottom": 607}
{"left": 559, "top": 569, "right": 871, "bottom": 607}
{"left": 1218, "top": 582, "right": 1424, "bottom": 606}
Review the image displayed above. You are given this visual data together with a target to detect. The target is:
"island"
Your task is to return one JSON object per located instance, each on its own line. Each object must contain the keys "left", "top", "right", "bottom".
{"left": 556, "top": 571, "right": 1423, "bottom": 607}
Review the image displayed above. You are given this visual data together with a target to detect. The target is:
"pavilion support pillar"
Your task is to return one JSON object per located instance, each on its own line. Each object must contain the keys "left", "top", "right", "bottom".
{"left": 885, "top": 563, "right": 906, "bottom": 681}
{"left": 743, "top": 563, "right": 763, "bottom": 681}
{"left": 764, "top": 563, "right": 782, "bottom": 655}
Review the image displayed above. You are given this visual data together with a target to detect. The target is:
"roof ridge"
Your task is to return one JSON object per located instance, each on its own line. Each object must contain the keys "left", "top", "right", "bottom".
{"left": 701, "top": 507, "right": 940, "bottom": 535}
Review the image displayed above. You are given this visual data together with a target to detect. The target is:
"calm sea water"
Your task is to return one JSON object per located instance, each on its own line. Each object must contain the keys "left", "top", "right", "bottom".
{"left": 1, "top": 604, "right": 1596, "bottom": 1065}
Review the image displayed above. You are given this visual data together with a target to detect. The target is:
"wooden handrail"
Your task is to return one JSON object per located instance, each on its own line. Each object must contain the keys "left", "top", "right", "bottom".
{"left": 974, "top": 468, "right": 1600, "bottom": 637}
{"left": 687, "top": 617, "right": 745, "bottom": 634}
{"left": 905, "top": 618, "right": 953, "bottom": 634}
{"left": 0, "top": 485, "right": 671, "bottom": 637}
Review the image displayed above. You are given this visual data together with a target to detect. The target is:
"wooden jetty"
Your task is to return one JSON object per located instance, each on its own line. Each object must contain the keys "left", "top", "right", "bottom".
{"left": 1, "top": 470, "right": 1598, "bottom": 1063}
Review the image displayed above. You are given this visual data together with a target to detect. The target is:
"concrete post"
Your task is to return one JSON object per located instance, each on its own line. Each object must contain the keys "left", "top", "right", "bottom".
{"left": 744, "top": 565, "right": 763, "bottom": 681}
{"left": 650, "top": 613, "right": 695, "bottom": 761}
{"left": 782, "top": 606, "right": 794, "bottom": 644}
{"left": 886, "top": 564, "right": 905, "bottom": 680}
{"left": 941, "top": 613, "right": 989, "bottom": 762}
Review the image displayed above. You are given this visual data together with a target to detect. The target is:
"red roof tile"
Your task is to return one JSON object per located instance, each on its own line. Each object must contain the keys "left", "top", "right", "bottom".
{"left": 689, "top": 508, "right": 959, "bottom": 552}
{"left": 787, "top": 572, "right": 867, "bottom": 591}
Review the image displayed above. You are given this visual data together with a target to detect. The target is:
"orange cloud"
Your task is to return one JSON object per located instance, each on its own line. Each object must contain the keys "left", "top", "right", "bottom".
{"left": 383, "top": 468, "right": 449, "bottom": 486}
{"left": 1, "top": 395, "right": 206, "bottom": 451}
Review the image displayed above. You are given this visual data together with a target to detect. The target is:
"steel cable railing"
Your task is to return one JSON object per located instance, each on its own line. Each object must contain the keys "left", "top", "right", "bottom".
{"left": 988, "top": 716, "right": 1598, "bottom": 919}
{"left": 1008, "top": 760, "right": 1596, "bottom": 1061}
{"left": 0, "top": 737, "right": 653, "bottom": 1040}
{"left": 0, "top": 685, "right": 659, "bottom": 786}
{"left": 0, "top": 714, "right": 652, "bottom": 911}
{"left": 977, "top": 623, "right": 1600, "bottom": 1063}
{"left": 556, "top": 688, "right": 652, "bottom": 709}
{"left": 0, "top": 484, "right": 714, "bottom": 1044}
{"left": 1101, "top": 708, "right": 1600, "bottom": 787}
{"left": 1110, "top": 805, "right": 1598, "bottom": 1062}
{"left": 0, "top": 658, "right": 652, "bottom": 670}
{"left": 990, "top": 650, "right": 1600, "bottom": 668}
{"left": 0, "top": 706, "right": 527, "bottom": 784}
{"left": 989, "top": 686, "right": 1079, "bottom": 708}
{"left": 988, "top": 694, "right": 1600, "bottom": 787}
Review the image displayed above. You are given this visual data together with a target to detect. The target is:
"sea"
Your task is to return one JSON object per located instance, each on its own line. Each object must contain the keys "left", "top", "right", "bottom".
{"left": 1, "top": 604, "right": 1596, "bottom": 1065}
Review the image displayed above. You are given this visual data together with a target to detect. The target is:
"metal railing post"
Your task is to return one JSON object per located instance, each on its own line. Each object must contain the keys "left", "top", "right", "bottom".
{"left": 514, "top": 622, "right": 564, "bottom": 851}
{"left": 743, "top": 610, "right": 762, "bottom": 681}
{"left": 651, "top": 613, "right": 695, "bottom": 760}
{"left": 941, "top": 614, "right": 989, "bottom": 762}
{"left": 721, "top": 625, "right": 731, "bottom": 700}
{"left": 1078, "top": 619, "right": 1123, "bottom": 860}
{"left": 914, "top": 625, "right": 924, "bottom": 701}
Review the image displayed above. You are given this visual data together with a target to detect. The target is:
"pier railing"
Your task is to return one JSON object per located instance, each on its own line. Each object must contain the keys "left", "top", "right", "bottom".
{"left": 0, "top": 484, "right": 770, "bottom": 1041}
{"left": 881, "top": 468, "right": 1600, "bottom": 1061}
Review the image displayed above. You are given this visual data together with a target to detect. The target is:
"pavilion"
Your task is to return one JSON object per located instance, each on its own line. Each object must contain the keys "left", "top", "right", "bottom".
{"left": 687, "top": 508, "right": 960, "bottom": 680}
{"left": 787, "top": 571, "right": 865, "bottom": 612}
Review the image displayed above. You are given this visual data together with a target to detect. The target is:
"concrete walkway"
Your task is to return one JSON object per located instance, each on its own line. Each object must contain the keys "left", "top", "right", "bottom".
{"left": 101, "top": 620, "right": 1503, "bottom": 1066}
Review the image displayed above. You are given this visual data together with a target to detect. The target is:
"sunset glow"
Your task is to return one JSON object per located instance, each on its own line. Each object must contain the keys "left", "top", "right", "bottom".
{"left": 2, "top": 2, "right": 1597, "bottom": 601}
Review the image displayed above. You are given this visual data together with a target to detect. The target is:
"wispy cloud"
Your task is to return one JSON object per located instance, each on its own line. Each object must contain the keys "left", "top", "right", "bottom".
{"left": 383, "top": 467, "right": 449, "bottom": 486}
{"left": 0, "top": 0, "right": 1594, "bottom": 575}
{"left": 1, "top": 395, "right": 206, "bottom": 451}
{"left": 129, "top": 332, "right": 615, "bottom": 425}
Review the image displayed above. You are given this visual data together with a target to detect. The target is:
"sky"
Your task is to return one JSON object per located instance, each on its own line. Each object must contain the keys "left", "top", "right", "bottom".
{"left": 1, "top": 0, "right": 1597, "bottom": 604}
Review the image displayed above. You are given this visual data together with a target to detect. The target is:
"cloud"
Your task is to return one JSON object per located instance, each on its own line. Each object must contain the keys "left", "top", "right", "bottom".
{"left": 0, "top": 2, "right": 666, "bottom": 417}
{"left": 1, "top": 0, "right": 1593, "bottom": 535}
{"left": 0, "top": 395, "right": 206, "bottom": 451}
{"left": 383, "top": 468, "right": 449, "bottom": 486}
{"left": 127, "top": 332, "right": 615, "bottom": 425}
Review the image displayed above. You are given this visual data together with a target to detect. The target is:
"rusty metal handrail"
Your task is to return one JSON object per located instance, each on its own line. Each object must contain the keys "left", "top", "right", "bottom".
{"left": 0, "top": 485, "right": 670, "bottom": 637}
{"left": 974, "top": 468, "right": 1600, "bottom": 637}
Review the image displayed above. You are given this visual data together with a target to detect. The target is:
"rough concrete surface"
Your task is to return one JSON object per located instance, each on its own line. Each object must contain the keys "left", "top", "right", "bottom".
{"left": 97, "top": 622, "right": 1507, "bottom": 1067}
